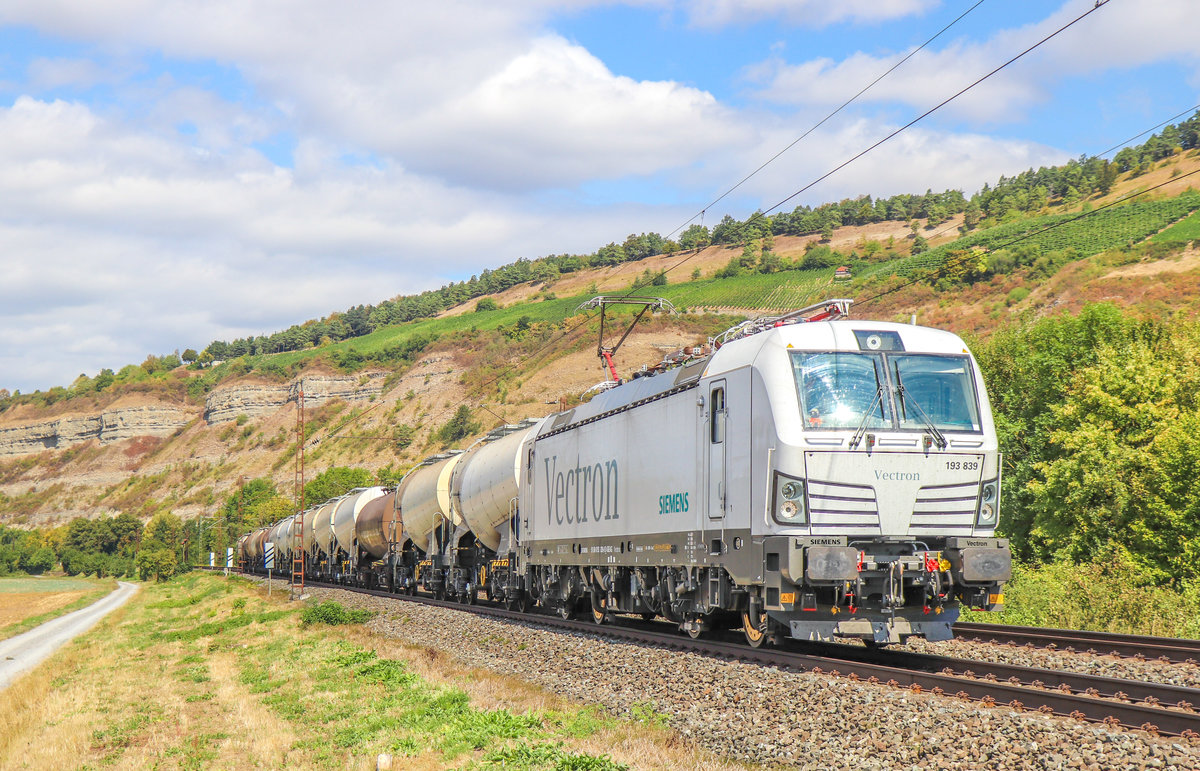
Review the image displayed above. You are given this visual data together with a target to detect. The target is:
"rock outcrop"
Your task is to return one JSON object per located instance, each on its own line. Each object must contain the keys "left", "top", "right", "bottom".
{"left": 0, "top": 405, "right": 193, "bottom": 457}
{"left": 202, "top": 373, "right": 387, "bottom": 424}
{"left": 0, "top": 373, "right": 391, "bottom": 458}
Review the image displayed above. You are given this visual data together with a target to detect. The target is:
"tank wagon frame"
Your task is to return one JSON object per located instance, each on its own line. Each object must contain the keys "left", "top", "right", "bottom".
{"left": 239, "top": 300, "right": 1011, "bottom": 647}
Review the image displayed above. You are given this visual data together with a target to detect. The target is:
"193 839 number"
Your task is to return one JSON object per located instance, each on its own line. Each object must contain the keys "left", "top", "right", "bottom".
{"left": 945, "top": 460, "right": 980, "bottom": 471}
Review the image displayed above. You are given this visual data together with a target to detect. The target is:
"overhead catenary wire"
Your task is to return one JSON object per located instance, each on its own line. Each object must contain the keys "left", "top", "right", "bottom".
{"left": 878, "top": 101, "right": 1200, "bottom": 253}
{"left": 666, "top": 0, "right": 991, "bottom": 240}
{"left": 633, "top": 0, "right": 1116, "bottom": 298}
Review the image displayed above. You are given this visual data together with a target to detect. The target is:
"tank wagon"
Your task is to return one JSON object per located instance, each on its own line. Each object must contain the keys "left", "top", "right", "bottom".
{"left": 240, "top": 300, "right": 1011, "bottom": 646}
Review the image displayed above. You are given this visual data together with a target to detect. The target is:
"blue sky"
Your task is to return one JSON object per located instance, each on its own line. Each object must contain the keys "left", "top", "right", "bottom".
{"left": 0, "top": 0, "right": 1196, "bottom": 394}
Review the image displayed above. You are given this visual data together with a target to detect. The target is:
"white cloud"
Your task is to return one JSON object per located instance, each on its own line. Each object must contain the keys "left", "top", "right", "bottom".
{"left": 746, "top": 0, "right": 1200, "bottom": 122}
{"left": 0, "top": 93, "right": 699, "bottom": 391}
{"left": 684, "top": 0, "right": 938, "bottom": 28}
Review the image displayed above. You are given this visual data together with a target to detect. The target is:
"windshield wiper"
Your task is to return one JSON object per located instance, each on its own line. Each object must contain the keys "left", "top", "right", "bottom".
{"left": 848, "top": 382, "right": 884, "bottom": 450}
{"left": 893, "top": 363, "right": 947, "bottom": 450}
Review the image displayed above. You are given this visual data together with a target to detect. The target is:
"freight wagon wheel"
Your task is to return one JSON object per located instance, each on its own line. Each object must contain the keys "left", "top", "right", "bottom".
{"left": 640, "top": 612, "right": 656, "bottom": 622}
{"left": 558, "top": 602, "right": 576, "bottom": 621}
{"left": 742, "top": 610, "right": 771, "bottom": 649}
{"left": 591, "top": 597, "right": 609, "bottom": 626}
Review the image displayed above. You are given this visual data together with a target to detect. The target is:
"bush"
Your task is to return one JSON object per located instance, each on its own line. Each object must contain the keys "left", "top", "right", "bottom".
{"left": 1005, "top": 287, "right": 1030, "bottom": 306}
{"left": 474, "top": 298, "right": 499, "bottom": 313}
{"left": 300, "top": 600, "right": 375, "bottom": 626}
{"left": 963, "top": 553, "right": 1200, "bottom": 638}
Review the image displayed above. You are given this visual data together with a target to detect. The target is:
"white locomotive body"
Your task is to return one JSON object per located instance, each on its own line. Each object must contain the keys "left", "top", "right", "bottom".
{"left": 517, "top": 309, "right": 1010, "bottom": 644}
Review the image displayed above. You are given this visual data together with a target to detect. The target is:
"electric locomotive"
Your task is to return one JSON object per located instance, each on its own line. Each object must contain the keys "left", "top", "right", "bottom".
{"left": 518, "top": 299, "right": 1010, "bottom": 645}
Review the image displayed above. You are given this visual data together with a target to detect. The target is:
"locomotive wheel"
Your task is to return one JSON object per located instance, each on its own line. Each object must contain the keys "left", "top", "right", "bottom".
{"left": 742, "top": 609, "right": 770, "bottom": 648}
{"left": 640, "top": 612, "right": 656, "bottom": 622}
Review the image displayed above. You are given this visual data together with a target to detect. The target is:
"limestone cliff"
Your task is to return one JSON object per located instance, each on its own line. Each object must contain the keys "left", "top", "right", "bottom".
{"left": 0, "top": 404, "right": 193, "bottom": 458}
{"left": 202, "top": 373, "right": 387, "bottom": 424}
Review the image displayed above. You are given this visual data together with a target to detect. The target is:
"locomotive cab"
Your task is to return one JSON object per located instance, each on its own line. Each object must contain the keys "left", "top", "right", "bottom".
{"left": 743, "top": 320, "right": 1011, "bottom": 643}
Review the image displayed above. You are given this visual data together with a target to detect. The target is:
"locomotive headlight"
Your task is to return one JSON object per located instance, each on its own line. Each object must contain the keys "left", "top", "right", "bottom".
{"left": 976, "top": 480, "right": 999, "bottom": 528}
{"left": 773, "top": 472, "right": 808, "bottom": 526}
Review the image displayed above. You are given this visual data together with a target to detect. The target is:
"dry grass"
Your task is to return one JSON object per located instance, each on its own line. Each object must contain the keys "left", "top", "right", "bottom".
{"left": 0, "top": 573, "right": 754, "bottom": 770}
{"left": 0, "top": 576, "right": 116, "bottom": 640}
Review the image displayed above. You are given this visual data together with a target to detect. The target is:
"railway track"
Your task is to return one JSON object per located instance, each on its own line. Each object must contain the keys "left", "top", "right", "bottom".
{"left": 238, "top": 571, "right": 1200, "bottom": 737}
{"left": 955, "top": 622, "right": 1200, "bottom": 664}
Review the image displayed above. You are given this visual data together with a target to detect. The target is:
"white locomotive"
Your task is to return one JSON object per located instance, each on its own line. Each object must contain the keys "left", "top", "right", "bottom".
{"left": 240, "top": 299, "right": 1011, "bottom": 646}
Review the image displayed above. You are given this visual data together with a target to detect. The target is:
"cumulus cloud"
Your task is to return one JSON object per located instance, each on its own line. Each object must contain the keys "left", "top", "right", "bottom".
{"left": 0, "top": 92, "right": 698, "bottom": 392}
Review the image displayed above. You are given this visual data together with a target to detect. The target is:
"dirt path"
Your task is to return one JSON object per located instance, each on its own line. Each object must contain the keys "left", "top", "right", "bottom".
{"left": 0, "top": 581, "right": 138, "bottom": 690}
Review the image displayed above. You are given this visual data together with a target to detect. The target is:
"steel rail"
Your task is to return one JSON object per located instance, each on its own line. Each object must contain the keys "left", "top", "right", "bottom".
{"left": 955, "top": 622, "right": 1200, "bottom": 664}
{"left": 231, "top": 570, "right": 1200, "bottom": 737}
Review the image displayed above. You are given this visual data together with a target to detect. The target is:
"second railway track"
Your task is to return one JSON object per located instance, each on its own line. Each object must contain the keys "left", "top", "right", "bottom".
{"left": 954, "top": 622, "right": 1200, "bottom": 664}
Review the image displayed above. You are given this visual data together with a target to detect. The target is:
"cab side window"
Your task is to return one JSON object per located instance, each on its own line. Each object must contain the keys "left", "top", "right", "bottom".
{"left": 710, "top": 387, "right": 726, "bottom": 444}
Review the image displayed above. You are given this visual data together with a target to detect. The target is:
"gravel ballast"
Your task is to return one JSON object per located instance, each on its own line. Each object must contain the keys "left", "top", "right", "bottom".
{"left": 266, "top": 580, "right": 1200, "bottom": 770}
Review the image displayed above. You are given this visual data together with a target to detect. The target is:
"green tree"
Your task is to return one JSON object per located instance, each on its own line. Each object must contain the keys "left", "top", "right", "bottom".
{"left": 474, "top": 298, "right": 499, "bottom": 313}
{"left": 304, "top": 467, "right": 374, "bottom": 506}
{"left": 1024, "top": 328, "right": 1200, "bottom": 582}
{"left": 437, "top": 405, "right": 481, "bottom": 445}
{"left": 136, "top": 548, "right": 177, "bottom": 582}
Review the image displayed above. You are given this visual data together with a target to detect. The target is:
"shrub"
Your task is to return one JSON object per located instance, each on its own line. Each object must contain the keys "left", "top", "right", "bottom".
{"left": 300, "top": 600, "right": 375, "bottom": 626}
{"left": 1005, "top": 287, "right": 1030, "bottom": 306}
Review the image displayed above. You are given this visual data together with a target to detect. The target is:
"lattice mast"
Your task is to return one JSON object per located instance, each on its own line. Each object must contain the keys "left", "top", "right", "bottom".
{"left": 290, "top": 387, "right": 306, "bottom": 600}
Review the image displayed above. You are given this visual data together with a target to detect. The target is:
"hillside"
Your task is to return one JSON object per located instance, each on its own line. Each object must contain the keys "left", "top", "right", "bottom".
{"left": 2, "top": 141, "right": 1199, "bottom": 529}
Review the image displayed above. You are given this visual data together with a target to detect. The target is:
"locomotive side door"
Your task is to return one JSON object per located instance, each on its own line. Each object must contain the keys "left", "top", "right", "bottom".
{"left": 707, "top": 381, "right": 727, "bottom": 521}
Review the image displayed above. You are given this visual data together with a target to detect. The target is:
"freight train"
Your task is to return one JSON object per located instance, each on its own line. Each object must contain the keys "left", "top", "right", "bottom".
{"left": 237, "top": 300, "right": 1011, "bottom": 646}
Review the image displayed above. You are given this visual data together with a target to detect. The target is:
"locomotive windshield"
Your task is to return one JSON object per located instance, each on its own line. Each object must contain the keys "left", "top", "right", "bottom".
{"left": 793, "top": 352, "right": 891, "bottom": 430}
{"left": 792, "top": 351, "right": 981, "bottom": 433}
{"left": 891, "top": 354, "right": 982, "bottom": 432}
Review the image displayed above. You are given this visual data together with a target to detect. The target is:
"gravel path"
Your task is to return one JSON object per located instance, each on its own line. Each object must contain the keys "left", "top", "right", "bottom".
{"left": 0, "top": 581, "right": 138, "bottom": 690}
{"left": 268, "top": 580, "right": 1200, "bottom": 770}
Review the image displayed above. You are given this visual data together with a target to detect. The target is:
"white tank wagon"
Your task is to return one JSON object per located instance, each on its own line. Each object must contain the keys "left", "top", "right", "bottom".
{"left": 399, "top": 454, "right": 463, "bottom": 551}
{"left": 267, "top": 517, "right": 294, "bottom": 568}
{"left": 330, "top": 487, "right": 385, "bottom": 581}
{"left": 397, "top": 452, "right": 464, "bottom": 597}
{"left": 519, "top": 300, "right": 1011, "bottom": 645}
{"left": 308, "top": 499, "right": 340, "bottom": 574}
{"left": 297, "top": 506, "right": 320, "bottom": 554}
{"left": 440, "top": 421, "right": 543, "bottom": 604}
